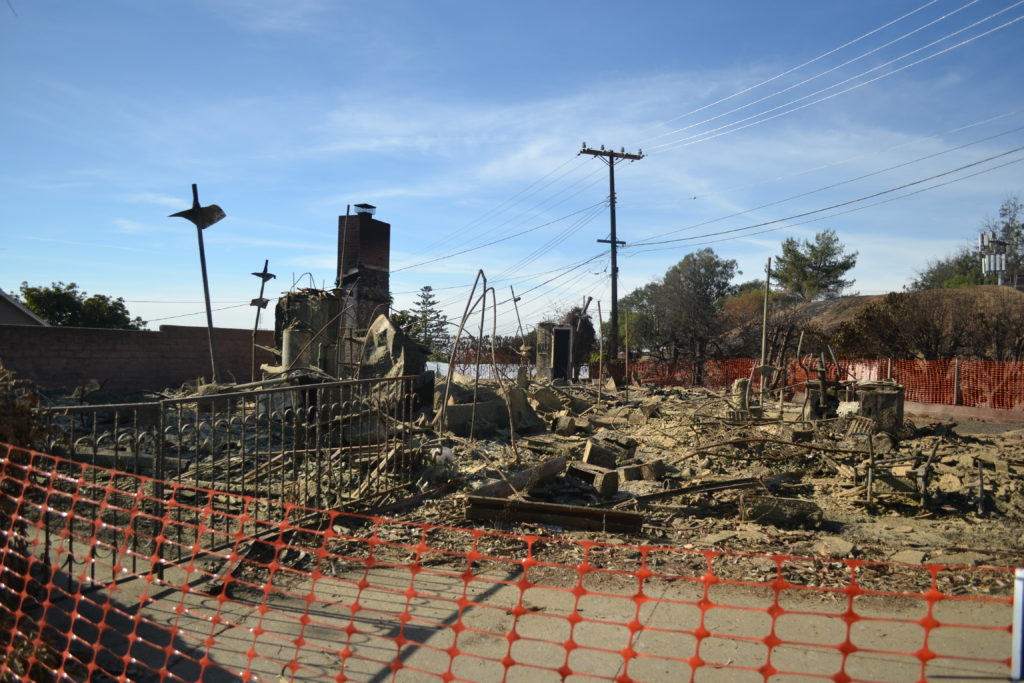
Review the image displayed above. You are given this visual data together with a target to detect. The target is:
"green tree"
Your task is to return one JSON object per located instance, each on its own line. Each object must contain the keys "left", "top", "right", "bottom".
{"left": 660, "top": 249, "right": 738, "bottom": 381}
{"left": 619, "top": 283, "right": 669, "bottom": 357}
{"left": 618, "top": 249, "right": 737, "bottom": 381}
{"left": 18, "top": 282, "right": 146, "bottom": 329}
{"left": 912, "top": 197, "right": 1022, "bottom": 290}
{"left": 772, "top": 229, "right": 857, "bottom": 301}
{"left": 411, "top": 286, "right": 451, "bottom": 360}
{"left": 912, "top": 247, "right": 983, "bottom": 290}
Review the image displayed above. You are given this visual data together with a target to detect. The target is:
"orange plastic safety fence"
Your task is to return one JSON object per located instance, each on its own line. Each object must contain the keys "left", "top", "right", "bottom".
{"left": 0, "top": 442, "right": 1015, "bottom": 682}
{"left": 627, "top": 358, "right": 1024, "bottom": 411}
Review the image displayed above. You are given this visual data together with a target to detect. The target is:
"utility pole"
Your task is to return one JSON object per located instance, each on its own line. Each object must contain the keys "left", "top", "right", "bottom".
{"left": 580, "top": 143, "right": 643, "bottom": 363}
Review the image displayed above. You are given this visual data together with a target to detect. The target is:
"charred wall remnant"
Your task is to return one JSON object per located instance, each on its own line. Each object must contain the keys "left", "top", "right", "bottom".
{"left": 274, "top": 204, "right": 393, "bottom": 377}
{"left": 857, "top": 380, "right": 905, "bottom": 434}
{"left": 274, "top": 290, "right": 347, "bottom": 375}
{"left": 0, "top": 324, "right": 275, "bottom": 394}
{"left": 535, "top": 322, "right": 574, "bottom": 381}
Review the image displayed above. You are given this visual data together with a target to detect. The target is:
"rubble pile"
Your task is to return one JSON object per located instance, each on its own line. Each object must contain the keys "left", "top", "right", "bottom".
{"left": 26, "top": 335, "right": 1024, "bottom": 578}
{"left": 0, "top": 361, "right": 41, "bottom": 448}
{"left": 382, "top": 375, "right": 1024, "bottom": 569}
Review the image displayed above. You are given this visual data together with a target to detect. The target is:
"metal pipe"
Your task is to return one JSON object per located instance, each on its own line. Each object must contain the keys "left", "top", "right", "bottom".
{"left": 759, "top": 257, "right": 771, "bottom": 407}
{"left": 196, "top": 220, "right": 219, "bottom": 383}
{"left": 597, "top": 300, "right": 605, "bottom": 406}
{"left": 866, "top": 433, "right": 875, "bottom": 506}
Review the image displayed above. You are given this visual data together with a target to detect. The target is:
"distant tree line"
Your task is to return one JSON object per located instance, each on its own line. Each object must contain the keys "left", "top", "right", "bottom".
{"left": 912, "top": 197, "right": 1022, "bottom": 289}
{"left": 391, "top": 199, "right": 1023, "bottom": 373}
{"left": 15, "top": 282, "right": 146, "bottom": 330}
{"left": 615, "top": 230, "right": 858, "bottom": 377}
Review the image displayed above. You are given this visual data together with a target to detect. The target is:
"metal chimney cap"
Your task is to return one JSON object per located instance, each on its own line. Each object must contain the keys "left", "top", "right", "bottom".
{"left": 353, "top": 203, "right": 376, "bottom": 215}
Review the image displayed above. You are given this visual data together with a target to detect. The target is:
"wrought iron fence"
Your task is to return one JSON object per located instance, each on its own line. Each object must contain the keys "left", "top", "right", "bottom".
{"left": 33, "top": 374, "right": 429, "bottom": 571}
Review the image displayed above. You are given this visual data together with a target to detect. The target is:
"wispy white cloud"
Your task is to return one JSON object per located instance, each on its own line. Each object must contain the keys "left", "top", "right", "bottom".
{"left": 207, "top": 0, "right": 337, "bottom": 33}
{"left": 113, "top": 219, "right": 153, "bottom": 234}
{"left": 122, "top": 192, "right": 184, "bottom": 209}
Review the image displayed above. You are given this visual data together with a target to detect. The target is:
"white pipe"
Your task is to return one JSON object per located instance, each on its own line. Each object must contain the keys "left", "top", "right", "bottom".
{"left": 1013, "top": 567, "right": 1024, "bottom": 681}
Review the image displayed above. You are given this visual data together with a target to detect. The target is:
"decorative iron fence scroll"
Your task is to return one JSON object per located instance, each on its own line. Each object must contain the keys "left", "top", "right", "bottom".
{"left": 33, "top": 375, "right": 426, "bottom": 570}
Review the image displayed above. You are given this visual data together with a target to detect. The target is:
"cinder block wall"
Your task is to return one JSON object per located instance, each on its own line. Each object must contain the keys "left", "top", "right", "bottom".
{"left": 0, "top": 324, "right": 276, "bottom": 395}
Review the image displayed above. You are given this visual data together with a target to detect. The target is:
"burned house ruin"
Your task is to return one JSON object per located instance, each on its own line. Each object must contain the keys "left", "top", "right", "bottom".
{"left": 272, "top": 204, "right": 398, "bottom": 378}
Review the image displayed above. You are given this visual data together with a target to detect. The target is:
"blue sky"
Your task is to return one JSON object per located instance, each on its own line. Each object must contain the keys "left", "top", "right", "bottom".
{"left": 2, "top": 1, "right": 1022, "bottom": 335}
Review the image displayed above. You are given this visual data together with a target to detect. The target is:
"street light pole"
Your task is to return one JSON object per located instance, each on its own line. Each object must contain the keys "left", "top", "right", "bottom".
{"left": 250, "top": 260, "right": 276, "bottom": 381}
{"left": 171, "top": 184, "right": 226, "bottom": 383}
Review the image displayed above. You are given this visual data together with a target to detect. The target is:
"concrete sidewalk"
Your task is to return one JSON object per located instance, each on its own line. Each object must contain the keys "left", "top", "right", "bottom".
{"left": 38, "top": 550, "right": 1012, "bottom": 683}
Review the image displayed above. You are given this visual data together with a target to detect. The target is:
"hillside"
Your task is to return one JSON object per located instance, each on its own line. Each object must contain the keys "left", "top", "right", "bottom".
{"left": 747, "top": 286, "right": 1024, "bottom": 361}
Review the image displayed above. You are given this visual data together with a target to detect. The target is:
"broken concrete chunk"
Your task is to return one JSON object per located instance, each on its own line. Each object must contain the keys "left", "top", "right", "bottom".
{"left": 567, "top": 462, "right": 619, "bottom": 497}
{"left": 740, "top": 495, "right": 823, "bottom": 529}
{"left": 619, "top": 458, "right": 666, "bottom": 482}
{"left": 554, "top": 416, "right": 577, "bottom": 436}
{"left": 703, "top": 531, "right": 737, "bottom": 545}
{"left": 360, "top": 314, "right": 427, "bottom": 379}
{"left": 595, "top": 433, "right": 637, "bottom": 457}
{"left": 814, "top": 536, "right": 855, "bottom": 558}
{"left": 573, "top": 417, "right": 594, "bottom": 434}
{"left": 731, "top": 378, "right": 749, "bottom": 412}
{"left": 888, "top": 549, "right": 926, "bottom": 565}
{"left": 470, "top": 456, "right": 568, "bottom": 498}
{"left": 501, "top": 387, "right": 546, "bottom": 434}
{"left": 582, "top": 440, "right": 619, "bottom": 469}
{"left": 441, "top": 386, "right": 544, "bottom": 438}
{"left": 435, "top": 372, "right": 488, "bottom": 408}
{"left": 442, "top": 400, "right": 501, "bottom": 437}
{"left": 927, "top": 551, "right": 993, "bottom": 567}
{"left": 617, "top": 463, "right": 644, "bottom": 482}
{"left": 871, "top": 432, "right": 896, "bottom": 455}
{"left": 530, "top": 386, "right": 564, "bottom": 413}
{"left": 627, "top": 409, "right": 648, "bottom": 425}
{"left": 787, "top": 427, "right": 814, "bottom": 443}
{"left": 641, "top": 458, "right": 666, "bottom": 480}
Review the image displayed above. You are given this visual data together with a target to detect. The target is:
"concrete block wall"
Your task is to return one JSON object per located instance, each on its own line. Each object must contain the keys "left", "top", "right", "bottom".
{"left": 0, "top": 324, "right": 276, "bottom": 395}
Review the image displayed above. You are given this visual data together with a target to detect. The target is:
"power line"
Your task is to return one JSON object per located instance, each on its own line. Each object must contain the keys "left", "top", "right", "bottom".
{"left": 626, "top": 149, "right": 1024, "bottom": 253}
{"left": 631, "top": 123, "right": 1024, "bottom": 244}
{"left": 408, "top": 249, "right": 609, "bottom": 319}
{"left": 645, "top": 0, "right": 943, "bottom": 137}
{"left": 125, "top": 299, "right": 250, "bottom": 304}
{"left": 414, "top": 154, "right": 589, "bottom": 255}
{"left": 492, "top": 202, "right": 607, "bottom": 280}
{"left": 145, "top": 302, "right": 253, "bottom": 323}
{"left": 627, "top": 154, "right": 1024, "bottom": 255}
{"left": 391, "top": 201, "right": 607, "bottom": 273}
{"left": 684, "top": 107, "right": 1024, "bottom": 201}
{"left": 646, "top": 0, "right": 984, "bottom": 148}
{"left": 649, "top": 9, "right": 1024, "bottom": 153}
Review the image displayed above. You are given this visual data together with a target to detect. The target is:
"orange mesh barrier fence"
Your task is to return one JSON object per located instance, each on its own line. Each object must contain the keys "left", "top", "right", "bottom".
{"left": 625, "top": 358, "right": 1024, "bottom": 411}
{"left": 0, "top": 442, "right": 1016, "bottom": 682}
{"left": 629, "top": 359, "right": 759, "bottom": 389}
{"left": 954, "top": 360, "right": 1024, "bottom": 410}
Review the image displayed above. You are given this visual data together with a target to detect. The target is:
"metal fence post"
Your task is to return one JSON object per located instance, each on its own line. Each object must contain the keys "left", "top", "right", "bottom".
{"left": 155, "top": 401, "right": 166, "bottom": 580}
{"left": 953, "top": 358, "right": 962, "bottom": 406}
